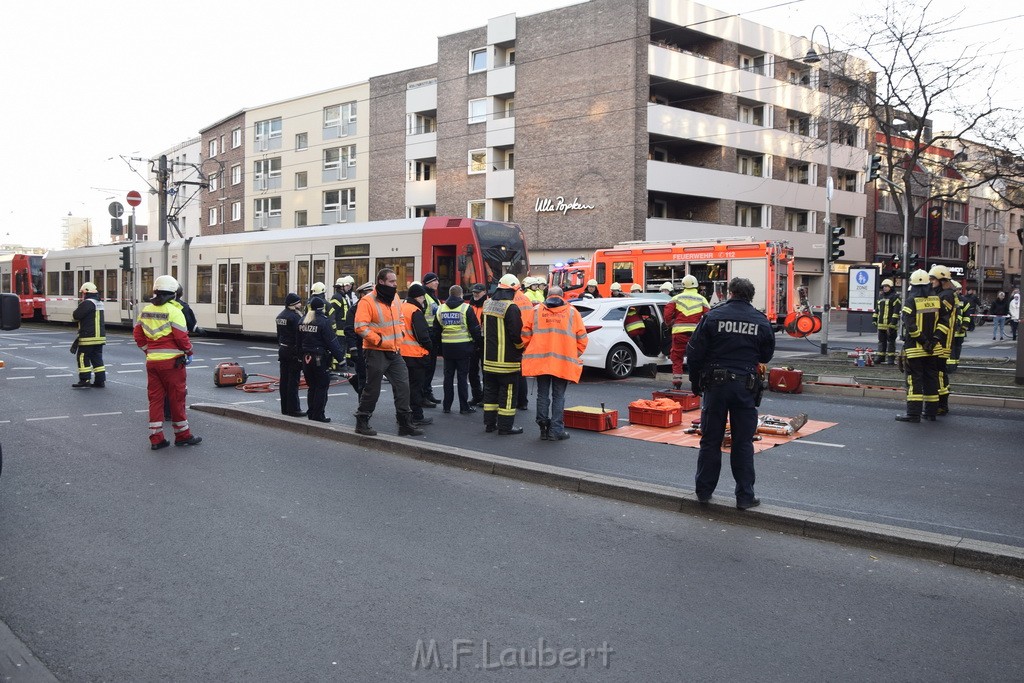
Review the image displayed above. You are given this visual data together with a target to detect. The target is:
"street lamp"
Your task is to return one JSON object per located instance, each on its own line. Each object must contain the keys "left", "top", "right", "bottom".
{"left": 804, "top": 26, "right": 834, "bottom": 355}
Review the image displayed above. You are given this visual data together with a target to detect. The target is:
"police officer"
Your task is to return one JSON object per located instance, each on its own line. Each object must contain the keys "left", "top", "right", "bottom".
{"left": 432, "top": 284, "right": 482, "bottom": 414}
{"left": 686, "top": 277, "right": 775, "bottom": 509}
{"left": 276, "top": 292, "right": 306, "bottom": 417}
{"left": 872, "top": 278, "right": 900, "bottom": 365}
{"left": 896, "top": 269, "right": 947, "bottom": 422}
{"left": 72, "top": 282, "right": 106, "bottom": 388}
{"left": 300, "top": 296, "right": 346, "bottom": 423}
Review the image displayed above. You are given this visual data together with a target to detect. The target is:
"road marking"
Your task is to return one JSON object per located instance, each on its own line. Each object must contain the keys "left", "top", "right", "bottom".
{"left": 328, "top": 392, "right": 350, "bottom": 397}
{"left": 794, "top": 440, "right": 845, "bottom": 448}
{"left": 117, "top": 369, "right": 144, "bottom": 374}
{"left": 0, "top": 420, "right": 10, "bottom": 424}
{"left": 26, "top": 416, "right": 69, "bottom": 421}
{"left": 120, "top": 362, "right": 145, "bottom": 366}
{"left": 248, "top": 361, "right": 270, "bottom": 366}
{"left": 247, "top": 346, "right": 275, "bottom": 351}
{"left": 192, "top": 341, "right": 224, "bottom": 346}
{"left": 4, "top": 376, "right": 35, "bottom": 380}
{"left": 84, "top": 411, "right": 123, "bottom": 417}
{"left": 189, "top": 365, "right": 209, "bottom": 369}
{"left": 46, "top": 374, "right": 73, "bottom": 378}
{"left": 238, "top": 355, "right": 261, "bottom": 359}
{"left": 135, "top": 410, "right": 148, "bottom": 413}
{"left": 231, "top": 400, "right": 265, "bottom": 405}
{"left": 211, "top": 356, "right": 233, "bottom": 360}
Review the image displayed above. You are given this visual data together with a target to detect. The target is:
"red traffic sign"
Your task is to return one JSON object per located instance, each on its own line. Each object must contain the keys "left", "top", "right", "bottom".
{"left": 126, "top": 190, "right": 142, "bottom": 207}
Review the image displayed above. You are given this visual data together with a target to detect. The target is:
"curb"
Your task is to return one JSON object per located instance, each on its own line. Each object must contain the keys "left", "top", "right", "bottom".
{"left": 801, "top": 383, "right": 1024, "bottom": 409}
{"left": 192, "top": 403, "right": 1024, "bottom": 580}
{"left": 0, "top": 618, "right": 58, "bottom": 682}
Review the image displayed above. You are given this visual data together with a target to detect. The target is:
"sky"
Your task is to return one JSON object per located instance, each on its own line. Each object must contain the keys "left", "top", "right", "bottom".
{"left": 1, "top": 0, "right": 1020, "bottom": 249}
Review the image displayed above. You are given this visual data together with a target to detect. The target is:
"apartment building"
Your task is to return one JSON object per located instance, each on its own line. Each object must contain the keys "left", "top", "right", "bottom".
{"left": 199, "top": 111, "right": 246, "bottom": 236}
{"left": 367, "top": 0, "right": 874, "bottom": 302}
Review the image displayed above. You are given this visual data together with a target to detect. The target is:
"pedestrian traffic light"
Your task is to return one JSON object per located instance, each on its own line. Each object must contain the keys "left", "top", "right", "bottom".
{"left": 110, "top": 218, "right": 123, "bottom": 236}
{"left": 867, "top": 154, "right": 882, "bottom": 181}
{"left": 891, "top": 253, "right": 901, "bottom": 276}
{"left": 829, "top": 226, "right": 846, "bottom": 261}
{"left": 119, "top": 246, "right": 132, "bottom": 272}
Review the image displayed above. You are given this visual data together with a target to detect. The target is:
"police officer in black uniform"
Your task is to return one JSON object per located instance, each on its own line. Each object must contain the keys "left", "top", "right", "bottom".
{"left": 686, "top": 277, "right": 775, "bottom": 509}
{"left": 276, "top": 292, "right": 306, "bottom": 417}
{"left": 300, "top": 296, "right": 346, "bottom": 423}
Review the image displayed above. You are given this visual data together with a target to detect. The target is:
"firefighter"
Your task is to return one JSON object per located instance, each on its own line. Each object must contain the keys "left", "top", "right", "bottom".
{"left": 72, "top": 282, "right": 106, "bottom": 388}
{"left": 326, "top": 276, "right": 356, "bottom": 373}
{"left": 581, "top": 279, "right": 599, "bottom": 299}
{"left": 482, "top": 274, "right": 526, "bottom": 435}
{"left": 512, "top": 276, "right": 535, "bottom": 410}
{"left": 895, "top": 269, "right": 947, "bottom": 423}
{"left": 275, "top": 292, "right": 306, "bottom": 417}
{"left": 686, "top": 277, "right": 775, "bottom": 509}
{"left": 344, "top": 281, "right": 374, "bottom": 396}
{"left": 526, "top": 277, "right": 546, "bottom": 304}
{"left": 624, "top": 305, "right": 646, "bottom": 340}
{"left": 929, "top": 265, "right": 957, "bottom": 414}
{"left": 306, "top": 281, "right": 328, "bottom": 315}
{"left": 948, "top": 280, "right": 968, "bottom": 373}
{"left": 609, "top": 282, "right": 626, "bottom": 298}
{"left": 664, "top": 274, "right": 710, "bottom": 390}
{"left": 133, "top": 275, "right": 202, "bottom": 449}
{"left": 629, "top": 283, "right": 643, "bottom": 296}
{"left": 400, "top": 283, "right": 434, "bottom": 427}
{"left": 521, "top": 285, "right": 588, "bottom": 441}
{"left": 659, "top": 281, "right": 675, "bottom": 296}
{"left": 872, "top": 278, "right": 900, "bottom": 365}
{"left": 300, "top": 296, "right": 346, "bottom": 423}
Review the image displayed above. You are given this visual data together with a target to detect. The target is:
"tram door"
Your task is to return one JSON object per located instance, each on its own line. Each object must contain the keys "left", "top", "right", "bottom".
{"left": 295, "top": 254, "right": 328, "bottom": 301}
{"left": 215, "top": 258, "right": 241, "bottom": 327}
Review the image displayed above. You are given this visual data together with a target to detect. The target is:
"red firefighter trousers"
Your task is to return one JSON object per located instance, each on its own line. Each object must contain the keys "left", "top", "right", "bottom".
{"left": 146, "top": 358, "right": 194, "bottom": 445}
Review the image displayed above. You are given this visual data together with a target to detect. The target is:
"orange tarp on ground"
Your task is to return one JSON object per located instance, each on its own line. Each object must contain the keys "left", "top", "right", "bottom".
{"left": 602, "top": 419, "right": 836, "bottom": 453}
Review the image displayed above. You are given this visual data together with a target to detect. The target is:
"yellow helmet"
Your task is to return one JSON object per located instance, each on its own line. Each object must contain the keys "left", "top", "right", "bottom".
{"left": 951, "top": 279, "right": 962, "bottom": 290}
{"left": 880, "top": 279, "right": 894, "bottom": 288}
{"left": 499, "top": 273, "right": 520, "bottom": 289}
{"left": 928, "top": 264, "right": 950, "bottom": 280}
{"left": 909, "top": 269, "right": 930, "bottom": 286}
{"left": 630, "top": 283, "right": 642, "bottom": 293}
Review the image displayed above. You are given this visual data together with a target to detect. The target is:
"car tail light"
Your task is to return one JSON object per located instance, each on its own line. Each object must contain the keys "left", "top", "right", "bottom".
{"left": 584, "top": 325, "right": 603, "bottom": 333}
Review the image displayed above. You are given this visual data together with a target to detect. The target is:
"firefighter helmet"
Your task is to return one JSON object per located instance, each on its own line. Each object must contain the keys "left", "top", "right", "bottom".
{"left": 610, "top": 282, "right": 621, "bottom": 291}
{"left": 659, "top": 281, "right": 674, "bottom": 292}
{"left": 951, "top": 279, "right": 962, "bottom": 290}
{"left": 680, "top": 275, "right": 699, "bottom": 289}
{"left": 928, "top": 264, "right": 951, "bottom": 280}
{"left": 79, "top": 282, "right": 98, "bottom": 294}
{"left": 310, "top": 282, "right": 326, "bottom": 295}
{"left": 630, "top": 283, "right": 642, "bottom": 293}
{"left": 154, "top": 275, "right": 179, "bottom": 293}
{"left": 336, "top": 276, "right": 355, "bottom": 287}
{"left": 499, "top": 273, "right": 520, "bottom": 289}
{"left": 909, "top": 269, "right": 930, "bottom": 286}
{"left": 586, "top": 279, "right": 598, "bottom": 287}
{"left": 881, "top": 279, "right": 894, "bottom": 288}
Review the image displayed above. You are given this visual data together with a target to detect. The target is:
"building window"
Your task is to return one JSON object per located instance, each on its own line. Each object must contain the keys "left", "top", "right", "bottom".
{"left": 737, "top": 152, "right": 765, "bottom": 177}
{"left": 738, "top": 104, "right": 765, "bottom": 126}
{"left": 738, "top": 53, "right": 765, "bottom": 76}
{"left": 786, "top": 163, "right": 810, "bottom": 184}
{"left": 470, "top": 48, "right": 487, "bottom": 73}
{"left": 838, "top": 215, "right": 858, "bottom": 238}
{"left": 785, "top": 210, "right": 811, "bottom": 233}
{"left": 468, "top": 99, "right": 487, "bottom": 124}
{"left": 295, "top": 210, "right": 308, "bottom": 227}
{"left": 208, "top": 139, "right": 218, "bottom": 157}
{"left": 788, "top": 116, "right": 809, "bottom": 136}
{"left": 837, "top": 171, "right": 857, "bottom": 192}
{"left": 468, "top": 149, "right": 487, "bottom": 174}
{"left": 254, "top": 197, "right": 282, "bottom": 229}
{"left": 231, "top": 201, "right": 241, "bottom": 221}
{"left": 788, "top": 68, "right": 810, "bottom": 86}
{"left": 407, "top": 113, "right": 436, "bottom": 135}
{"left": 505, "top": 48, "right": 516, "bottom": 66}
{"left": 324, "top": 102, "right": 357, "bottom": 136}
{"left": 295, "top": 171, "right": 308, "bottom": 190}
{"left": 208, "top": 207, "right": 218, "bottom": 226}
{"left": 944, "top": 202, "right": 965, "bottom": 222}
{"left": 736, "top": 203, "right": 764, "bottom": 228}
{"left": 255, "top": 118, "right": 283, "bottom": 151}
{"left": 231, "top": 128, "right": 242, "bottom": 148}
{"left": 324, "top": 145, "right": 356, "bottom": 178}
{"left": 942, "top": 239, "right": 960, "bottom": 259}
{"left": 296, "top": 133, "right": 308, "bottom": 151}
{"left": 324, "top": 188, "right": 356, "bottom": 211}
{"left": 878, "top": 190, "right": 898, "bottom": 213}
{"left": 407, "top": 160, "right": 435, "bottom": 181}
{"left": 253, "top": 158, "right": 282, "bottom": 190}
{"left": 231, "top": 164, "right": 242, "bottom": 185}
{"left": 208, "top": 173, "right": 220, "bottom": 192}
{"left": 468, "top": 200, "right": 485, "bottom": 219}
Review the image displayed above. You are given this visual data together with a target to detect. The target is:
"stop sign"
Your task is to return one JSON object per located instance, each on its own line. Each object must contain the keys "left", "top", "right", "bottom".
{"left": 126, "top": 190, "right": 142, "bottom": 207}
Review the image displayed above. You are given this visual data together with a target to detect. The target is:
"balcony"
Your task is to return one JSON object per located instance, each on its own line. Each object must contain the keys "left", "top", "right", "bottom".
{"left": 406, "top": 132, "right": 437, "bottom": 161}
{"left": 486, "top": 168, "right": 514, "bottom": 199}
{"left": 406, "top": 180, "right": 436, "bottom": 207}
{"left": 486, "top": 116, "right": 515, "bottom": 148}
{"left": 487, "top": 64, "right": 516, "bottom": 97}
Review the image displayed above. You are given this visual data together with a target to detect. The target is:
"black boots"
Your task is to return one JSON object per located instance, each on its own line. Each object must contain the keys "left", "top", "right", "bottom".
{"left": 896, "top": 402, "right": 921, "bottom": 422}
{"left": 355, "top": 415, "right": 377, "bottom": 436}
{"left": 397, "top": 413, "right": 424, "bottom": 437}
{"left": 538, "top": 419, "right": 551, "bottom": 440}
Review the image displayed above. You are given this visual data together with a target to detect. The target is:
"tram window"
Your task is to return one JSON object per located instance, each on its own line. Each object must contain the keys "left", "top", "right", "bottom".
{"left": 47, "top": 272, "right": 59, "bottom": 295}
{"left": 375, "top": 256, "right": 415, "bottom": 294}
{"left": 247, "top": 263, "right": 266, "bottom": 305}
{"left": 1, "top": 273, "right": 9, "bottom": 292}
{"left": 196, "top": 265, "right": 213, "bottom": 304}
{"left": 105, "top": 270, "right": 117, "bottom": 301}
{"left": 141, "top": 269, "right": 154, "bottom": 298}
{"left": 269, "top": 262, "right": 289, "bottom": 306}
{"left": 77, "top": 271, "right": 87, "bottom": 293}
{"left": 334, "top": 258, "right": 369, "bottom": 287}
{"left": 60, "top": 271, "right": 74, "bottom": 296}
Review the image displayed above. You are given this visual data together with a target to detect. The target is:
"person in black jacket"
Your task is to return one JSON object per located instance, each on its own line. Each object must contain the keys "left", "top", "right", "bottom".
{"left": 989, "top": 291, "right": 1010, "bottom": 340}
{"left": 344, "top": 282, "right": 373, "bottom": 396}
{"left": 402, "top": 283, "right": 434, "bottom": 427}
{"left": 481, "top": 275, "right": 525, "bottom": 435}
{"left": 686, "top": 277, "right": 775, "bottom": 510}
{"left": 467, "top": 283, "right": 488, "bottom": 405}
{"left": 174, "top": 286, "right": 199, "bottom": 335}
{"left": 72, "top": 282, "right": 106, "bottom": 388}
{"left": 432, "top": 285, "right": 483, "bottom": 414}
{"left": 300, "top": 297, "right": 346, "bottom": 423}
{"left": 276, "top": 293, "right": 306, "bottom": 417}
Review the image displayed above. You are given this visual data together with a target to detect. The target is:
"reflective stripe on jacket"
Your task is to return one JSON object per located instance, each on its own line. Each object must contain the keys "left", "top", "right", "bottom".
{"left": 482, "top": 295, "right": 524, "bottom": 374}
{"left": 901, "top": 293, "right": 943, "bottom": 359}
{"left": 354, "top": 291, "right": 404, "bottom": 352}
{"left": 873, "top": 292, "right": 901, "bottom": 330}
{"left": 73, "top": 297, "right": 106, "bottom": 345}
{"left": 133, "top": 301, "right": 191, "bottom": 362}
{"left": 666, "top": 290, "right": 709, "bottom": 334}
{"left": 437, "top": 302, "right": 472, "bottom": 344}
{"left": 521, "top": 299, "right": 588, "bottom": 382}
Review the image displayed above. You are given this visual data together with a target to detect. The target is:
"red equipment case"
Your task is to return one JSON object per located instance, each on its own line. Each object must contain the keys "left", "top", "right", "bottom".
{"left": 768, "top": 367, "right": 803, "bottom": 394}
{"left": 563, "top": 406, "right": 618, "bottom": 431}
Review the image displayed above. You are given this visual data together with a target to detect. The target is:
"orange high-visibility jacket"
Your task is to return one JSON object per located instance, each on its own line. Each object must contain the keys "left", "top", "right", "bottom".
{"left": 521, "top": 299, "right": 588, "bottom": 382}
{"left": 354, "top": 290, "right": 405, "bottom": 352}
{"left": 399, "top": 300, "right": 431, "bottom": 358}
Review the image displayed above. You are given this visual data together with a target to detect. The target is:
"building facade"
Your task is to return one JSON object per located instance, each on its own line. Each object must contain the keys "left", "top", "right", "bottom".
{"left": 148, "top": 137, "right": 203, "bottom": 239}
{"left": 199, "top": 111, "right": 247, "bottom": 236}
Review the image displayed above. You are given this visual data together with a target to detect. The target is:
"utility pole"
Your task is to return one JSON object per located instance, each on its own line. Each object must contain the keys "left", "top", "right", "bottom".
{"left": 158, "top": 155, "right": 169, "bottom": 243}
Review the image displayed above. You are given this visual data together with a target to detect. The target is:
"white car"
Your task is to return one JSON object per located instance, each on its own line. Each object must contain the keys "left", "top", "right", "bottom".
{"left": 571, "top": 297, "right": 670, "bottom": 379}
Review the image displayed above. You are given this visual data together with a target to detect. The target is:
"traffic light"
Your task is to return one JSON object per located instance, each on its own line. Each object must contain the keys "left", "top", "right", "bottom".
{"left": 829, "top": 225, "right": 846, "bottom": 261}
{"left": 119, "top": 246, "right": 132, "bottom": 272}
{"left": 867, "top": 154, "right": 882, "bottom": 181}
{"left": 110, "top": 218, "right": 123, "bottom": 236}
{"left": 891, "top": 253, "right": 901, "bottom": 276}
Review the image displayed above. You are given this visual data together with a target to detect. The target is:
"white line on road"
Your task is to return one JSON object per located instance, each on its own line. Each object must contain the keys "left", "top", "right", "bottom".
{"left": 120, "top": 362, "right": 145, "bottom": 366}
{"left": 192, "top": 341, "right": 224, "bottom": 345}
{"left": 327, "top": 392, "right": 350, "bottom": 397}
{"left": 83, "top": 412, "right": 123, "bottom": 417}
{"left": 794, "top": 440, "right": 846, "bottom": 448}
{"left": 135, "top": 410, "right": 148, "bottom": 413}
{"left": 26, "top": 416, "right": 70, "bottom": 421}
{"left": 247, "top": 346, "right": 275, "bottom": 351}
{"left": 188, "top": 365, "right": 209, "bottom": 369}
{"left": 211, "top": 357, "right": 232, "bottom": 360}
{"left": 237, "top": 355, "right": 261, "bottom": 359}
{"left": 4, "top": 376, "right": 35, "bottom": 380}
{"left": 248, "top": 361, "right": 270, "bottom": 366}
{"left": 46, "top": 374, "right": 73, "bottom": 378}
{"left": 231, "top": 400, "right": 265, "bottom": 405}
{"left": 0, "top": 420, "right": 10, "bottom": 424}
{"left": 117, "top": 369, "right": 144, "bottom": 374}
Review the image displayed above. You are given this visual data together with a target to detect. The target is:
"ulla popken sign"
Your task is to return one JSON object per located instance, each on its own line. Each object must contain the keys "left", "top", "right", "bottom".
{"left": 534, "top": 196, "right": 595, "bottom": 216}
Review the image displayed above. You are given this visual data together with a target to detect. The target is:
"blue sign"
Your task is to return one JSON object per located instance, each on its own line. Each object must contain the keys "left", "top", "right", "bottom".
{"left": 856, "top": 271, "right": 869, "bottom": 285}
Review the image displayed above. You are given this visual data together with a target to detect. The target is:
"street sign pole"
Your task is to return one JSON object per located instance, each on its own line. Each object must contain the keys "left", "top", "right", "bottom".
{"left": 126, "top": 191, "right": 143, "bottom": 318}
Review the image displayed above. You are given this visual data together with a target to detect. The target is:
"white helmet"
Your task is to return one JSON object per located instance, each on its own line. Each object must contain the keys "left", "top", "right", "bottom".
{"left": 310, "top": 282, "right": 326, "bottom": 295}
{"left": 341, "top": 276, "right": 355, "bottom": 287}
{"left": 586, "top": 279, "right": 598, "bottom": 287}
{"left": 499, "top": 273, "right": 520, "bottom": 289}
{"left": 680, "top": 275, "right": 699, "bottom": 289}
{"left": 630, "top": 283, "right": 642, "bottom": 293}
{"left": 951, "top": 279, "right": 962, "bottom": 290}
{"left": 881, "top": 279, "right": 894, "bottom": 288}
{"left": 659, "top": 281, "right": 674, "bottom": 292}
{"left": 79, "top": 282, "right": 98, "bottom": 294}
{"left": 154, "top": 275, "right": 179, "bottom": 293}
{"left": 610, "top": 282, "right": 622, "bottom": 291}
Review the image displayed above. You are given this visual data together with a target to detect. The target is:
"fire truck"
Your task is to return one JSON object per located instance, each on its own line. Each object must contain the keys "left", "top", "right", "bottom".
{"left": 549, "top": 237, "right": 796, "bottom": 326}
